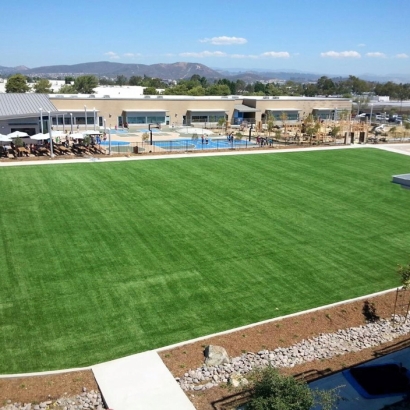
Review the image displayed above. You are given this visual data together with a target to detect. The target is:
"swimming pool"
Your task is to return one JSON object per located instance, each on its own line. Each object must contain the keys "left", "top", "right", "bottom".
{"left": 108, "top": 129, "right": 129, "bottom": 134}
{"left": 153, "top": 138, "right": 255, "bottom": 150}
{"left": 138, "top": 129, "right": 161, "bottom": 133}
{"left": 100, "top": 141, "right": 130, "bottom": 146}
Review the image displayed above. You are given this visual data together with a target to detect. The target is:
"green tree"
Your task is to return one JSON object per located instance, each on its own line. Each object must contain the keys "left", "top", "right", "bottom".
{"left": 247, "top": 367, "right": 339, "bottom": 410}
{"left": 64, "top": 76, "right": 75, "bottom": 84}
{"left": 13, "top": 137, "right": 24, "bottom": 147}
{"left": 73, "top": 75, "right": 98, "bottom": 94}
{"left": 217, "top": 117, "right": 227, "bottom": 131}
{"left": 207, "top": 84, "right": 231, "bottom": 96}
{"left": 116, "top": 75, "right": 128, "bottom": 86}
{"left": 143, "top": 86, "right": 159, "bottom": 95}
{"left": 58, "top": 84, "right": 76, "bottom": 94}
{"left": 187, "top": 86, "right": 206, "bottom": 96}
{"left": 398, "top": 263, "right": 410, "bottom": 289}
{"left": 329, "top": 126, "right": 341, "bottom": 138}
{"left": 266, "top": 112, "right": 275, "bottom": 137}
{"left": 317, "top": 76, "right": 335, "bottom": 96}
{"left": 129, "top": 76, "right": 143, "bottom": 86}
{"left": 5, "top": 74, "right": 30, "bottom": 93}
{"left": 33, "top": 79, "right": 52, "bottom": 93}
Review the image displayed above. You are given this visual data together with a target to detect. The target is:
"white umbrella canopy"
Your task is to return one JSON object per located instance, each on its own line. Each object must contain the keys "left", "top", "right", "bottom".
{"left": 70, "top": 133, "right": 85, "bottom": 139}
{"left": 8, "top": 131, "right": 29, "bottom": 138}
{"left": 51, "top": 131, "right": 66, "bottom": 137}
{"left": 0, "top": 134, "right": 11, "bottom": 142}
{"left": 30, "top": 133, "right": 50, "bottom": 140}
{"left": 83, "top": 130, "right": 102, "bottom": 135}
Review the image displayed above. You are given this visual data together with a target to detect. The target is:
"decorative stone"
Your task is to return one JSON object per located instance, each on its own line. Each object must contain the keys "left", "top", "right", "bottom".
{"left": 204, "top": 345, "right": 229, "bottom": 366}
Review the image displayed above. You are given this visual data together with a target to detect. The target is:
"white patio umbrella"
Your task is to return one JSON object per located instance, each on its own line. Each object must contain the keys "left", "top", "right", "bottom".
{"left": 8, "top": 131, "right": 29, "bottom": 138}
{"left": 30, "top": 133, "right": 49, "bottom": 141}
{"left": 51, "top": 131, "right": 66, "bottom": 137}
{"left": 83, "top": 130, "right": 102, "bottom": 135}
{"left": 70, "top": 133, "right": 85, "bottom": 139}
{"left": 0, "top": 134, "right": 11, "bottom": 142}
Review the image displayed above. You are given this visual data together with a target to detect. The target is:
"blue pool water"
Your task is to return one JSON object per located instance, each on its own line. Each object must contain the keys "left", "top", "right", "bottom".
{"left": 100, "top": 141, "right": 130, "bottom": 146}
{"left": 153, "top": 138, "right": 255, "bottom": 150}
{"left": 138, "top": 129, "right": 161, "bottom": 133}
{"left": 108, "top": 129, "right": 129, "bottom": 134}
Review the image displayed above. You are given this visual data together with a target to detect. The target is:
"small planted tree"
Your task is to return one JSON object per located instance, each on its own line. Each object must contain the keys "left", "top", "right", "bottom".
{"left": 247, "top": 366, "right": 339, "bottom": 410}
{"left": 235, "top": 132, "right": 243, "bottom": 141}
{"left": 192, "top": 133, "right": 199, "bottom": 141}
{"left": 398, "top": 263, "right": 410, "bottom": 289}
{"left": 218, "top": 117, "right": 227, "bottom": 131}
{"left": 13, "top": 137, "right": 24, "bottom": 147}
{"left": 142, "top": 132, "right": 149, "bottom": 143}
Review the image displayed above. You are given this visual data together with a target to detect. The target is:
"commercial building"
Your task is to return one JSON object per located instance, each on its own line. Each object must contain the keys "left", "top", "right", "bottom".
{"left": 49, "top": 94, "right": 352, "bottom": 130}
{"left": 0, "top": 93, "right": 352, "bottom": 135}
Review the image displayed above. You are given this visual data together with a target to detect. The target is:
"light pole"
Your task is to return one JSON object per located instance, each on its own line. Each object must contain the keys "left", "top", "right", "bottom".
{"left": 48, "top": 111, "right": 54, "bottom": 158}
{"left": 70, "top": 113, "right": 73, "bottom": 133}
{"left": 63, "top": 114, "right": 65, "bottom": 132}
{"left": 84, "top": 105, "right": 87, "bottom": 131}
{"left": 93, "top": 108, "right": 96, "bottom": 131}
{"left": 39, "top": 108, "right": 43, "bottom": 133}
{"left": 369, "top": 103, "right": 373, "bottom": 124}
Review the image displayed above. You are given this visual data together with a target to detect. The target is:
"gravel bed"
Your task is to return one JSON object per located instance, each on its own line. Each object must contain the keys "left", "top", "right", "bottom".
{"left": 177, "top": 315, "right": 410, "bottom": 391}
{"left": 0, "top": 388, "right": 105, "bottom": 410}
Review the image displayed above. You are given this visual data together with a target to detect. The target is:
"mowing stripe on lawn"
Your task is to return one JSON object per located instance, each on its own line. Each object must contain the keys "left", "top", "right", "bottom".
{"left": 0, "top": 148, "right": 409, "bottom": 373}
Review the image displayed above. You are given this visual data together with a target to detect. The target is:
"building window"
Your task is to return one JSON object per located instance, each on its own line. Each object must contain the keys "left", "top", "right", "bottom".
{"left": 126, "top": 116, "right": 165, "bottom": 124}
{"left": 267, "top": 111, "right": 299, "bottom": 121}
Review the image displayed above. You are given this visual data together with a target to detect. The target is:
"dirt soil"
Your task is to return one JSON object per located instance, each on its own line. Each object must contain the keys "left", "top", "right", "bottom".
{"left": 1, "top": 291, "right": 409, "bottom": 408}
{"left": 0, "top": 370, "right": 98, "bottom": 405}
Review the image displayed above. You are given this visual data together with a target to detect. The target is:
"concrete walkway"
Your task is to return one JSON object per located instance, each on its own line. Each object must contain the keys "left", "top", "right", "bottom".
{"left": 0, "top": 143, "right": 366, "bottom": 168}
{"left": 92, "top": 351, "right": 195, "bottom": 410}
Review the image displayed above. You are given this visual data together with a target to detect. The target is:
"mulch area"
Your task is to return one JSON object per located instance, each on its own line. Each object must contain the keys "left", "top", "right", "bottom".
{"left": 0, "top": 370, "right": 98, "bottom": 404}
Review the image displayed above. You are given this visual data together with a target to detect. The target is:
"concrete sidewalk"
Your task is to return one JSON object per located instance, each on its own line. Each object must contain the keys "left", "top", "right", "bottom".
{"left": 92, "top": 351, "right": 195, "bottom": 410}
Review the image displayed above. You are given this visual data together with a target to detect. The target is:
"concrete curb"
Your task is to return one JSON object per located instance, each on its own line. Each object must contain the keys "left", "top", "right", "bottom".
{"left": 155, "top": 287, "right": 399, "bottom": 352}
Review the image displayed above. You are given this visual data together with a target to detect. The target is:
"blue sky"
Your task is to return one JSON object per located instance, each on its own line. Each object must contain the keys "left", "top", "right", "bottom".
{"left": 1, "top": 0, "right": 410, "bottom": 76}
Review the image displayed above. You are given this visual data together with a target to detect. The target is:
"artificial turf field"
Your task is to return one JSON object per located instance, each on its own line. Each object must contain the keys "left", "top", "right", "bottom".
{"left": 1, "top": 148, "right": 410, "bottom": 373}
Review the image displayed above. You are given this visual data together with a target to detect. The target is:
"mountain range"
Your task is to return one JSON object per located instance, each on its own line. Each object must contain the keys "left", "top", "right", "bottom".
{"left": 0, "top": 61, "right": 409, "bottom": 83}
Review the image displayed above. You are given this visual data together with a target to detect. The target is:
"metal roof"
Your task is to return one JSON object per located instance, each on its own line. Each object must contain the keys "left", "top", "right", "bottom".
{"left": 234, "top": 104, "right": 260, "bottom": 113}
{"left": 0, "top": 94, "right": 58, "bottom": 119}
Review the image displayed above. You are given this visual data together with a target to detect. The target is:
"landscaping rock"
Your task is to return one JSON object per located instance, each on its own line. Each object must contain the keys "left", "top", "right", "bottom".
{"left": 204, "top": 345, "right": 229, "bottom": 366}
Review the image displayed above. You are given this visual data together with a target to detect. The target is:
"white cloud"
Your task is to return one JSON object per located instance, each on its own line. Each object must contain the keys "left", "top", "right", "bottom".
{"left": 199, "top": 36, "right": 247, "bottom": 45}
{"left": 104, "top": 51, "right": 119, "bottom": 60}
{"left": 320, "top": 51, "right": 361, "bottom": 58}
{"left": 396, "top": 53, "right": 409, "bottom": 59}
{"left": 230, "top": 54, "right": 258, "bottom": 59}
{"left": 261, "top": 51, "right": 290, "bottom": 58}
{"left": 357, "top": 43, "right": 366, "bottom": 47}
{"left": 123, "top": 53, "right": 134, "bottom": 57}
{"left": 179, "top": 51, "right": 227, "bottom": 58}
{"left": 366, "top": 52, "right": 386, "bottom": 58}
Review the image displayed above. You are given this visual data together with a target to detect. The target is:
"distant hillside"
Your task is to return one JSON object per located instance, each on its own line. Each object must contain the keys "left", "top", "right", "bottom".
{"left": 1, "top": 61, "right": 409, "bottom": 83}
{"left": 15, "top": 61, "right": 222, "bottom": 81}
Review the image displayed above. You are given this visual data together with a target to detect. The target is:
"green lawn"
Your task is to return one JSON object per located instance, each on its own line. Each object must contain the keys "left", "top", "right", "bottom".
{"left": 1, "top": 148, "right": 410, "bottom": 373}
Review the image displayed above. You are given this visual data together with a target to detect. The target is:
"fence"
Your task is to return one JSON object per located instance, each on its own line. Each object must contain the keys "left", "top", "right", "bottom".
{"left": 104, "top": 137, "right": 347, "bottom": 155}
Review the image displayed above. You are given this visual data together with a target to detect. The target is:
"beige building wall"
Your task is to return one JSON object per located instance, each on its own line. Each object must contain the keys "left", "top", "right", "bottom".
{"left": 50, "top": 96, "right": 352, "bottom": 128}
